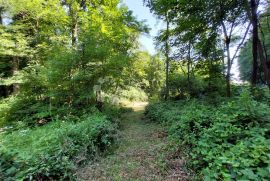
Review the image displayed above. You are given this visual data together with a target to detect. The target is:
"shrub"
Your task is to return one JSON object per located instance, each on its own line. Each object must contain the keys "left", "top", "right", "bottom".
{"left": 146, "top": 101, "right": 186, "bottom": 122}
{"left": 0, "top": 94, "right": 108, "bottom": 130}
{"left": 0, "top": 114, "right": 116, "bottom": 180}
{"left": 114, "top": 86, "right": 148, "bottom": 102}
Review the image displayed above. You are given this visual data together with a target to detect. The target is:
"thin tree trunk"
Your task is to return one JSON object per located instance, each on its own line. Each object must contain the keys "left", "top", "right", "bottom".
{"left": 225, "top": 42, "right": 231, "bottom": 97}
{"left": 250, "top": 0, "right": 259, "bottom": 86}
{"left": 12, "top": 56, "right": 20, "bottom": 93}
{"left": 231, "top": 22, "right": 251, "bottom": 64}
{"left": 0, "top": 7, "right": 6, "bottom": 97}
{"left": 68, "top": 3, "right": 78, "bottom": 46}
{"left": 187, "top": 42, "right": 191, "bottom": 94}
{"left": 221, "top": 22, "right": 232, "bottom": 97}
{"left": 165, "top": 12, "right": 170, "bottom": 100}
{"left": 222, "top": 42, "right": 226, "bottom": 76}
{"left": 71, "top": 19, "right": 78, "bottom": 46}
{"left": 0, "top": 6, "right": 3, "bottom": 25}
{"left": 68, "top": 4, "right": 78, "bottom": 107}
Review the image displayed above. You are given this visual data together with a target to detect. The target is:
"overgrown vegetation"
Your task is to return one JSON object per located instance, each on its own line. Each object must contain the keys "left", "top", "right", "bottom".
{"left": 146, "top": 91, "right": 270, "bottom": 180}
{"left": 142, "top": 1, "right": 270, "bottom": 178}
{"left": 0, "top": 0, "right": 155, "bottom": 180}
{"left": 0, "top": 113, "right": 116, "bottom": 180}
{"left": 1, "top": 0, "right": 270, "bottom": 180}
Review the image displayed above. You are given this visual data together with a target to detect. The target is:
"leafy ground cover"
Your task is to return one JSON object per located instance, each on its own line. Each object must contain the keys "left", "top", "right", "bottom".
{"left": 145, "top": 93, "right": 270, "bottom": 180}
{"left": 0, "top": 113, "right": 117, "bottom": 180}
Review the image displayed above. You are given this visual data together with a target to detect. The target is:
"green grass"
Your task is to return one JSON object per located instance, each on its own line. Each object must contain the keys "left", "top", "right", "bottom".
{"left": 77, "top": 103, "right": 189, "bottom": 180}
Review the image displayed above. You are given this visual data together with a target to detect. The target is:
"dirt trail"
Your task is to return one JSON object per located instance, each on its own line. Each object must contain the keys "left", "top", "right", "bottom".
{"left": 77, "top": 102, "right": 188, "bottom": 181}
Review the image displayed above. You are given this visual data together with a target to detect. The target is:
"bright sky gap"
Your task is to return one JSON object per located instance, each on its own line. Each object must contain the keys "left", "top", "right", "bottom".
{"left": 124, "top": 0, "right": 241, "bottom": 81}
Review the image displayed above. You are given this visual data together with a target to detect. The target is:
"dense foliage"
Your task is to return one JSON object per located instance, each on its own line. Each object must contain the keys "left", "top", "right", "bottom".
{"left": 0, "top": 113, "right": 116, "bottom": 180}
{"left": 0, "top": 0, "right": 157, "bottom": 180}
{"left": 142, "top": 2, "right": 270, "bottom": 178}
{"left": 146, "top": 92, "right": 270, "bottom": 180}
{"left": 0, "top": 0, "right": 155, "bottom": 125}
{"left": 238, "top": 6, "right": 270, "bottom": 83}
{"left": 1, "top": 0, "right": 270, "bottom": 180}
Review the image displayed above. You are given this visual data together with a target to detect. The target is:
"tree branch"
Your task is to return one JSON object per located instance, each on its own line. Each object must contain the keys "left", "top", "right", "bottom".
{"left": 231, "top": 22, "right": 251, "bottom": 65}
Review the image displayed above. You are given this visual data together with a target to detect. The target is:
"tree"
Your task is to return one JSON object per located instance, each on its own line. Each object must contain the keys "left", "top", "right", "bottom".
{"left": 144, "top": 0, "right": 173, "bottom": 100}
{"left": 250, "top": 0, "right": 259, "bottom": 86}
{"left": 0, "top": 0, "right": 149, "bottom": 123}
{"left": 145, "top": 0, "right": 249, "bottom": 97}
{"left": 239, "top": 2, "right": 270, "bottom": 87}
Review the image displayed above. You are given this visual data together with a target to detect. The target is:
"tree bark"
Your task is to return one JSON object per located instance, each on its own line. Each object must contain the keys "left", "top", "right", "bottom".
{"left": 250, "top": 0, "right": 259, "bottom": 86}
{"left": 12, "top": 56, "right": 20, "bottom": 93}
{"left": 0, "top": 6, "right": 3, "bottom": 25}
{"left": 68, "top": 3, "right": 78, "bottom": 46}
{"left": 71, "top": 18, "right": 78, "bottom": 46}
{"left": 187, "top": 42, "right": 191, "bottom": 94}
{"left": 165, "top": 12, "right": 170, "bottom": 100}
{"left": 221, "top": 22, "right": 232, "bottom": 97}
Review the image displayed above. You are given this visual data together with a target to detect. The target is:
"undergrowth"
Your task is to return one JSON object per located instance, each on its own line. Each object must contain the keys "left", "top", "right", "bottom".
{"left": 145, "top": 92, "right": 270, "bottom": 180}
{"left": 0, "top": 114, "right": 117, "bottom": 180}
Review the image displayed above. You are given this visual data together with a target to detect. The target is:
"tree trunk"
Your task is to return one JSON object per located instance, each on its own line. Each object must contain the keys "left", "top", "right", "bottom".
{"left": 221, "top": 22, "right": 232, "bottom": 97}
{"left": 0, "top": 7, "right": 5, "bottom": 97}
{"left": 68, "top": 3, "right": 78, "bottom": 46}
{"left": 250, "top": 0, "right": 259, "bottom": 86}
{"left": 71, "top": 19, "right": 78, "bottom": 46}
{"left": 0, "top": 6, "right": 3, "bottom": 25}
{"left": 225, "top": 41, "right": 231, "bottom": 97}
{"left": 258, "top": 40, "right": 270, "bottom": 88}
{"left": 12, "top": 56, "right": 20, "bottom": 93}
{"left": 187, "top": 42, "right": 191, "bottom": 94}
{"left": 68, "top": 4, "right": 78, "bottom": 107}
{"left": 165, "top": 12, "right": 170, "bottom": 100}
{"left": 222, "top": 43, "right": 226, "bottom": 76}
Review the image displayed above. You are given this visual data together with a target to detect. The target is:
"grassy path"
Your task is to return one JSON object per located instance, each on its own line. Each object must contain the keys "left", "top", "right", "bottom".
{"left": 77, "top": 102, "right": 188, "bottom": 181}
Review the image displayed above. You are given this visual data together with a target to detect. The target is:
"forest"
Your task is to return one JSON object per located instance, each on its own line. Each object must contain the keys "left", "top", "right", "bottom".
{"left": 0, "top": 0, "right": 269, "bottom": 180}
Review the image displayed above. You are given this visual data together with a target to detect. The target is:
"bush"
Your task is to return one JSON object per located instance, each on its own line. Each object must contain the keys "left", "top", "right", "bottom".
{"left": 0, "top": 114, "right": 116, "bottom": 180}
{"left": 0, "top": 94, "right": 109, "bottom": 130}
{"left": 145, "top": 93, "right": 270, "bottom": 180}
{"left": 167, "top": 73, "right": 207, "bottom": 99}
{"left": 146, "top": 101, "right": 179, "bottom": 120}
{"left": 0, "top": 97, "right": 56, "bottom": 128}
{"left": 113, "top": 86, "right": 148, "bottom": 102}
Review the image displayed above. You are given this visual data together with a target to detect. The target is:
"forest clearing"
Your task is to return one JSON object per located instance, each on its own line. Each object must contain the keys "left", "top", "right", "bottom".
{"left": 0, "top": 0, "right": 270, "bottom": 180}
